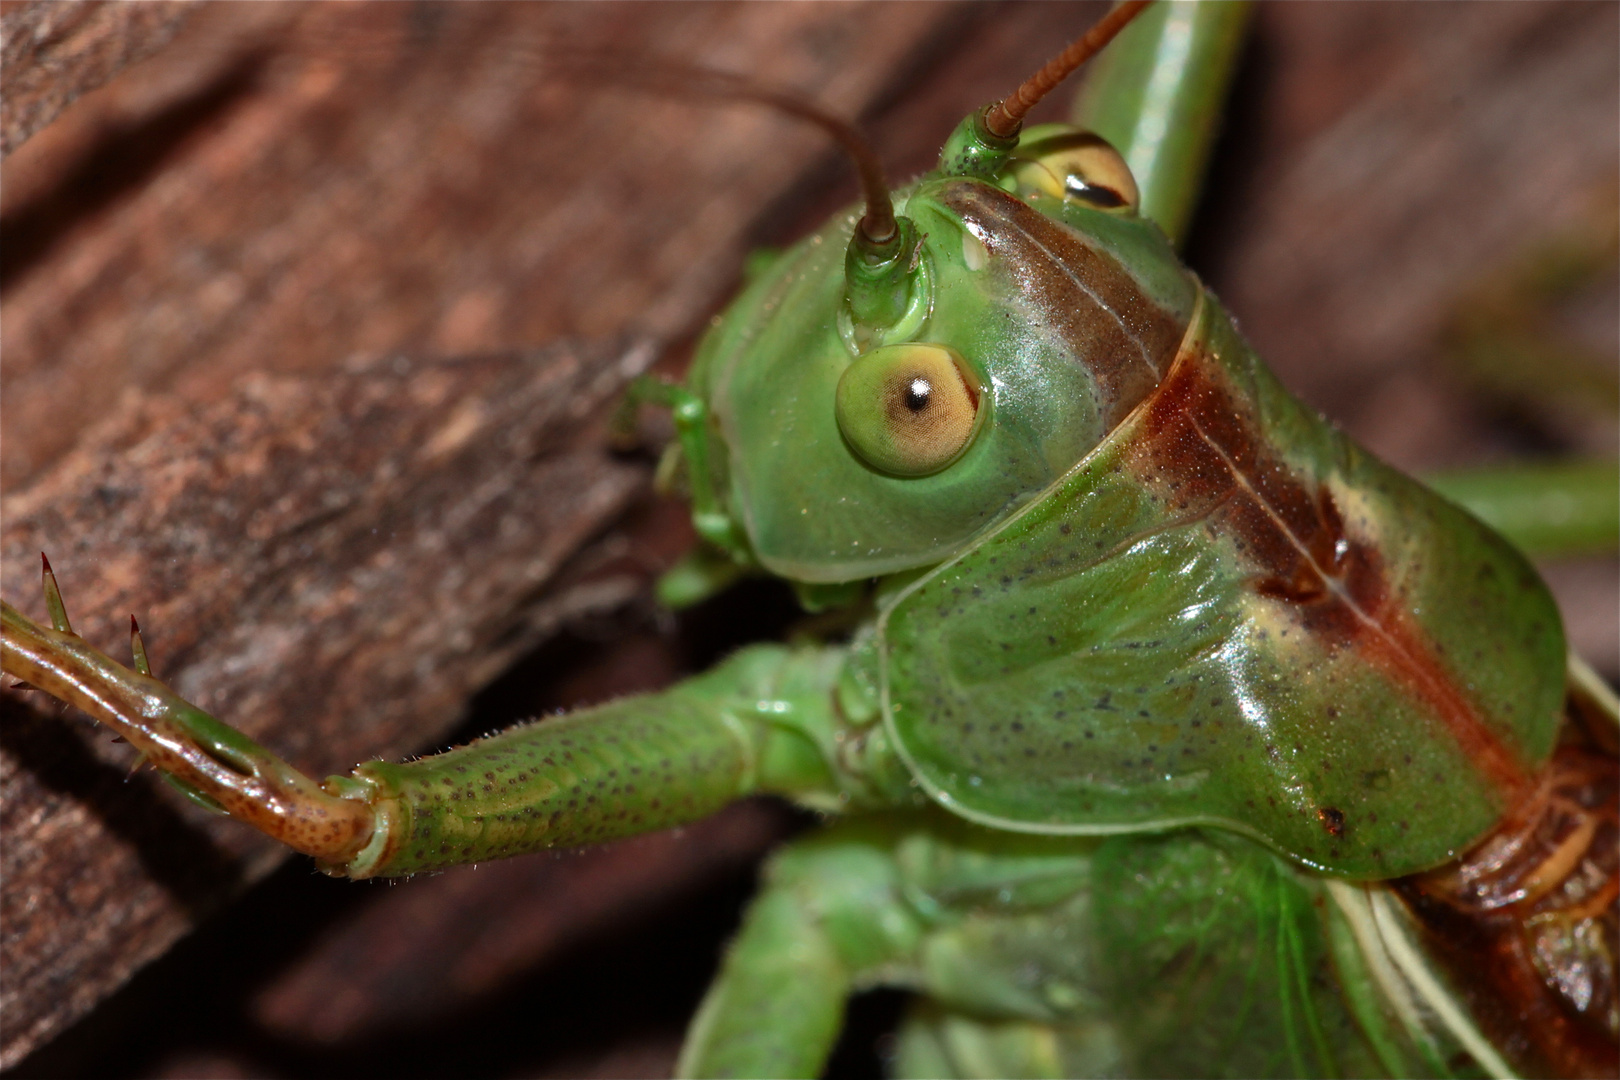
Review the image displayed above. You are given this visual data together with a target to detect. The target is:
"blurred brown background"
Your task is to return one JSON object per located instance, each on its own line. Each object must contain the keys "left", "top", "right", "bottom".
{"left": 1, "top": 2, "right": 1614, "bottom": 1076}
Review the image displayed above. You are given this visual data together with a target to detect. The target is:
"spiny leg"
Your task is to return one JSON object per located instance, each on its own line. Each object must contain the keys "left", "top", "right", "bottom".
{"left": 1, "top": 557, "right": 913, "bottom": 879}
{"left": 2, "top": 561, "right": 375, "bottom": 863}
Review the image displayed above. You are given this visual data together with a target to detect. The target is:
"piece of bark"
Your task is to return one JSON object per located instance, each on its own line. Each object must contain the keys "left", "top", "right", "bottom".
{"left": 0, "top": 338, "right": 661, "bottom": 1067}
{"left": 0, "top": 0, "right": 192, "bottom": 157}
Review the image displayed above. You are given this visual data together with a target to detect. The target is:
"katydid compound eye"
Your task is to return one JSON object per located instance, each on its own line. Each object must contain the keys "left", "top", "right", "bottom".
{"left": 835, "top": 344, "right": 984, "bottom": 477}
{"left": 1010, "top": 130, "right": 1140, "bottom": 213}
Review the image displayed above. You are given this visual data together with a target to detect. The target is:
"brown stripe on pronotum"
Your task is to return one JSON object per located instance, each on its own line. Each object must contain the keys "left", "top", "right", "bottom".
{"left": 1127, "top": 321, "right": 1532, "bottom": 800}
{"left": 937, "top": 181, "right": 1188, "bottom": 430}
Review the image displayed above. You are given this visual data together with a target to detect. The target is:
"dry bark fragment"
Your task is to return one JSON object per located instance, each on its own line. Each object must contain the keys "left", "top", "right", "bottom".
{"left": 0, "top": 0, "right": 192, "bottom": 157}
{"left": 0, "top": 338, "right": 662, "bottom": 1068}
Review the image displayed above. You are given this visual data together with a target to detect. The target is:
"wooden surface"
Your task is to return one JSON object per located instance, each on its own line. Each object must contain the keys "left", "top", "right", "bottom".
{"left": 0, "top": 2, "right": 1614, "bottom": 1076}
{"left": 0, "top": 0, "right": 192, "bottom": 157}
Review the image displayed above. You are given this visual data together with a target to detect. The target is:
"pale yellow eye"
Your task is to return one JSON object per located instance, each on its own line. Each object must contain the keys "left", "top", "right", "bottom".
{"left": 835, "top": 344, "right": 984, "bottom": 477}
{"left": 1011, "top": 130, "right": 1139, "bottom": 213}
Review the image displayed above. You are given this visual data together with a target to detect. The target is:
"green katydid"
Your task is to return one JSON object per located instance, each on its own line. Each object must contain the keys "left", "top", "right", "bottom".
{"left": 3, "top": 2, "right": 1620, "bottom": 1080}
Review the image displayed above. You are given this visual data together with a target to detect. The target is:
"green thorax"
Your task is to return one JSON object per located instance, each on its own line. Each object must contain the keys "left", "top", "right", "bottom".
{"left": 876, "top": 293, "right": 1565, "bottom": 879}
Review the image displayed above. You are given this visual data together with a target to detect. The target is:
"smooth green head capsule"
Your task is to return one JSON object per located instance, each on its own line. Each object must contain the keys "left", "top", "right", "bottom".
{"left": 835, "top": 344, "right": 986, "bottom": 477}
{"left": 686, "top": 121, "right": 1197, "bottom": 583}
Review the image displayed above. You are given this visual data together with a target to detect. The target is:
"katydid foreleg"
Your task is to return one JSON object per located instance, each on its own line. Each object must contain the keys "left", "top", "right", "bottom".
{"left": 2, "top": 593, "right": 909, "bottom": 879}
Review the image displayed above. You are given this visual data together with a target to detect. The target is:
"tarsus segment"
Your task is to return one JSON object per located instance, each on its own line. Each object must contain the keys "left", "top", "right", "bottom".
{"left": 1, "top": 598, "right": 376, "bottom": 864}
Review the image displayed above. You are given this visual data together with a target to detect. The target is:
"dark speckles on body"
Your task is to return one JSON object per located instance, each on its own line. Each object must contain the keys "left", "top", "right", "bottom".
{"left": 1124, "top": 322, "right": 1533, "bottom": 796}
{"left": 1317, "top": 807, "right": 1346, "bottom": 838}
{"left": 1130, "top": 350, "right": 1385, "bottom": 648}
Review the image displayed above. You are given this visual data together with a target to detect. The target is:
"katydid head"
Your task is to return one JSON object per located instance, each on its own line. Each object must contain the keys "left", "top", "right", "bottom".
{"left": 685, "top": 0, "right": 1199, "bottom": 584}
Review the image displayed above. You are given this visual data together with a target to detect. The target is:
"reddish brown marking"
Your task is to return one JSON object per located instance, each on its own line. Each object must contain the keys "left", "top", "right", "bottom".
{"left": 938, "top": 181, "right": 1187, "bottom": 431}
{"left": 1356, "top": 597, "right": 1531, "bottom": 797}
{"left": 1127, "top": 333, "right": 1531, "bottom": 797}
{"left": 1317, "top": 806, "right": 1345, "bottom": 837}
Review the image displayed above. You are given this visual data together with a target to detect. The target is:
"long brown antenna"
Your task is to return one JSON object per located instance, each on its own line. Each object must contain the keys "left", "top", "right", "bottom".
{"left": 547, "top": 53, "right": 896, "bottom": 244}
{"left": 983, "top": 0, "right": 1153, "bottom": 140}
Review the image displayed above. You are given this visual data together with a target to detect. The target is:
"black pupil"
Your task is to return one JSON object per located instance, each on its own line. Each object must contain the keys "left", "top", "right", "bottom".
{"left": 1064, "top": 174, "right": 1125, "bottom": 209}
{"left": 903, "top": 377, "right": 932, "bottom": 413}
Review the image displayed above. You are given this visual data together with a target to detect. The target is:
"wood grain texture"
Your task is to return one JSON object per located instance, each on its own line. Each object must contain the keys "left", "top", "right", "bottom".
{"left": 0, "top": 337, "right": 661, "bottom": 1064}
{"left": 0, "top": 2, "right": 1613, "bottom": 1076}
{"left": 0, "top": 0, "right": 192, "bottom": 157}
